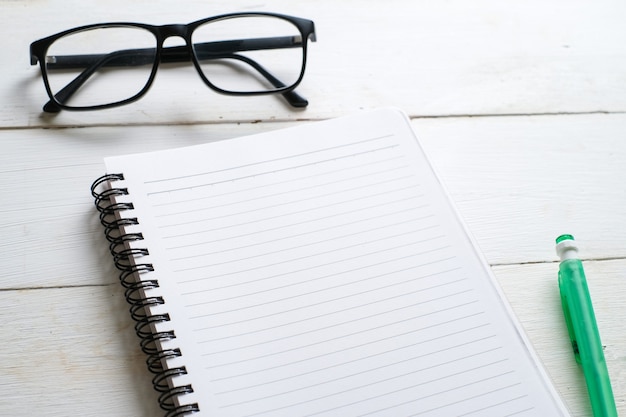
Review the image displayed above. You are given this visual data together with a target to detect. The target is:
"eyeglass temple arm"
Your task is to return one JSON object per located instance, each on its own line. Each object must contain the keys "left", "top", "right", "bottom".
{"left": 190, "top": 35, "right": 312, "bottom": 108}
{"left": 40, "top": 35, "right": 313, "bottom": 112}
{"left": 208, "top": 52, "right": 309, "bottom": 107}
{"left": 191, "top": 38, "right": 310, "bottom": 107}
{"left": 41, "top": 49, "right": 149, "bottom": 112}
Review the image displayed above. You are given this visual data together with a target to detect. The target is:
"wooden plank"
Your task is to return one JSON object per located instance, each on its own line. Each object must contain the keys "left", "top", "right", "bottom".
{"left": 0, "top": 122, "right": 279, "bottom": 289}
{"left": 0, "top": 284, "right": 162, "bottom": 417}
{"left": 1, "top": 260, "right": 623, "bottom": 416}
{"left": 492, "top": 259, "right": 626, "bottom": 417}
{"left": 416, "top": 113, "right": 626, "bottom": 265}
{"left": 2, "top": 114, "right": 625, "bottom": 289}
{"left": 3, "top": 0, "right": 626, "bottom": 127}
{"left": 2, "top": 2, "right": 623, "bottom": 416}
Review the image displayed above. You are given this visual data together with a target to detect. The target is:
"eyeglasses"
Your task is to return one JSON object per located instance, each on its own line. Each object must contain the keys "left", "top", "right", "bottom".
{"left": 30, "top": 12, "right": 316, "bottom": 112}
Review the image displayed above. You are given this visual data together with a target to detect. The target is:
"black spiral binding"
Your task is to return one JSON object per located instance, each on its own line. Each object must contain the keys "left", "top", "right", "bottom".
{"left": 91, "top": 174, "right": 200, "bottom": 417}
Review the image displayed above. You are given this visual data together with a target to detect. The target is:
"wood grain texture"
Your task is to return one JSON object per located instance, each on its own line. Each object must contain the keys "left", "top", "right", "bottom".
{"left": 493, "top": 260, "right": 626, "bottom": 417}
{"left": 416, "top": 113, "right": 626, "bottom": 264}
{"left": 0, "top": 0, "right": 624, "bottom": 416}
{"left": 1, "top": 261, "right": 622, "bottom": 417}
{"left": 3, "top": 0, "right": 626, "bottom": 127}
{"left": 2, "top": 115, "right": 624, "bottom": 289}
{"left": 0, "top": 284, "right": 162, "bottom": 417}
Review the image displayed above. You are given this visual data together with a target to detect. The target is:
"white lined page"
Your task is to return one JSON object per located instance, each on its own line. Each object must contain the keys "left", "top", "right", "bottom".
{"left": 105, "top": 109, "right": 570, "bottom": 416}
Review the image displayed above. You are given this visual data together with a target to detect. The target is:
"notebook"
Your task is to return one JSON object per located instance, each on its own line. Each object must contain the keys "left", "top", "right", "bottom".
{"left": 91, "top": 108, "right": 571, "bottom": 417}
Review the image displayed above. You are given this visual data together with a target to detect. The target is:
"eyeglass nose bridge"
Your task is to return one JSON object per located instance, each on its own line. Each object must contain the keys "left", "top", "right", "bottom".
{"left": 152, "top": 24, "right": 196, "bottom": 65}
{"left": 157, "top": 24, "right": 192, "bottom": 42}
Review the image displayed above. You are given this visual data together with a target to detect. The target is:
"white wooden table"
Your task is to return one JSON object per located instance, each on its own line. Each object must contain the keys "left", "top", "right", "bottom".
{"left": 1, "top": 1, "right": 624, "bottom": 416}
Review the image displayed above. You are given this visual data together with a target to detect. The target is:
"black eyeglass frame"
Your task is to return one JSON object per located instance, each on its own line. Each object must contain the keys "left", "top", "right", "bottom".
{"left": 30, "top": 12, "right": 316, "bottom": 112}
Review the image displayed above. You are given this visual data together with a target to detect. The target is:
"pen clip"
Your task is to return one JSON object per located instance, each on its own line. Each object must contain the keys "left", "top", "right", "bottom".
{"left": 559, "top": 279, "right": 582, "bottom": 364}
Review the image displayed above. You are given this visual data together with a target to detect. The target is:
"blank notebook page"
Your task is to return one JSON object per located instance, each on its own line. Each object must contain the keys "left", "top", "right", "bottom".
{"left": 105, "top": 108, "right": 570, "bottom": 416}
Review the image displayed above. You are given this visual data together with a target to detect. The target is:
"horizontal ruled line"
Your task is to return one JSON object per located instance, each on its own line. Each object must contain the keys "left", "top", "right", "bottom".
{"left": 157, "top": 172, "right": 414, "bottom": 220}
{"left": 198, "top": 290, "right": 476, "bottom": 349}
{"left": 181, "top": 234, "right": 448, "bottom": 290}
{"left": 170, "top": 213, "right": 433, "bottom": 262}
{"left": 144, "top": 134, "right": 395, "bottom": 186}
{"left": 184, "top": 246, "right": 455, "bottom": 312}
{"left": 359, "top": 381, "right": 524, "bottom": 417}
{"left": 146, "top": 140, "right": 399, "bottom": 194}
{"left": 244, "top": 368, "right": 517, "bottom": 417}
{"left": 210, "top": 319, "right": 494, "bottom": 383}
{"left": 223, "top": 357, "right": 509, "bottom": 410}
{"left": 203, "top": 307, "right": 485, "bottom": 366}
{"left": 191, "top": 275, "right": 463, "bottom": 332}
{"left": 213, "top": 329, "right": 497, "bottom": 392}
{"left": 456, "top": 397, "right": 533, "bottom": 416}
{"left": 167, "top": 204, "right": 424, "bottom": 251}
{"left": 177, "top": 226, "right": 443, "bottom": 279}
{"left": 164, "top": 194, "right": 424, "bottom": 243}
{"left": 152, "top": 157, "right": 408, "bottom": 208}
{"left": 159, "top": 182, "right": 420, "bottom": 229}
{"left": 215, "top": 340, "right": 502, "bottom": 395}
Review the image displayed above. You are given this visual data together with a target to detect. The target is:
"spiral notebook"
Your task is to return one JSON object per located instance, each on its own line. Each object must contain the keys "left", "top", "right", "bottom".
{"left": 91, "top": 108, "right": 571, "bottom": 417}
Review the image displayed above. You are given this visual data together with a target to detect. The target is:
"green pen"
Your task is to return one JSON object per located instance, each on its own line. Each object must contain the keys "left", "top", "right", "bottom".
{"left": 556, "top": 234, "right": 617, "bottom": 417}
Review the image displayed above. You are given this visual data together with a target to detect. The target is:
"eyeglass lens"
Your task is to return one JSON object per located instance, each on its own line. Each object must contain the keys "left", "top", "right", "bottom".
{"left": 43, "top": 15, "right": 305, "bottom": 109}
{"left": 191, "top": 16, "right": 304, "bottom": 93}
{"left": 45, "top": 26, "right": 157, "bottom": 108}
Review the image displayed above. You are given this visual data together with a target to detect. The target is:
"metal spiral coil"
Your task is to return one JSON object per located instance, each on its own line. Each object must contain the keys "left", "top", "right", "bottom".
{"left": 91, "top": 173, "right": 200, "bottom": 416}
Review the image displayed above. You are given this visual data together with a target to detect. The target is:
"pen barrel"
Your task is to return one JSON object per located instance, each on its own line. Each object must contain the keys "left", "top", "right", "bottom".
{"left": 558, "top": 259, "right": 617, "bottom": 417}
